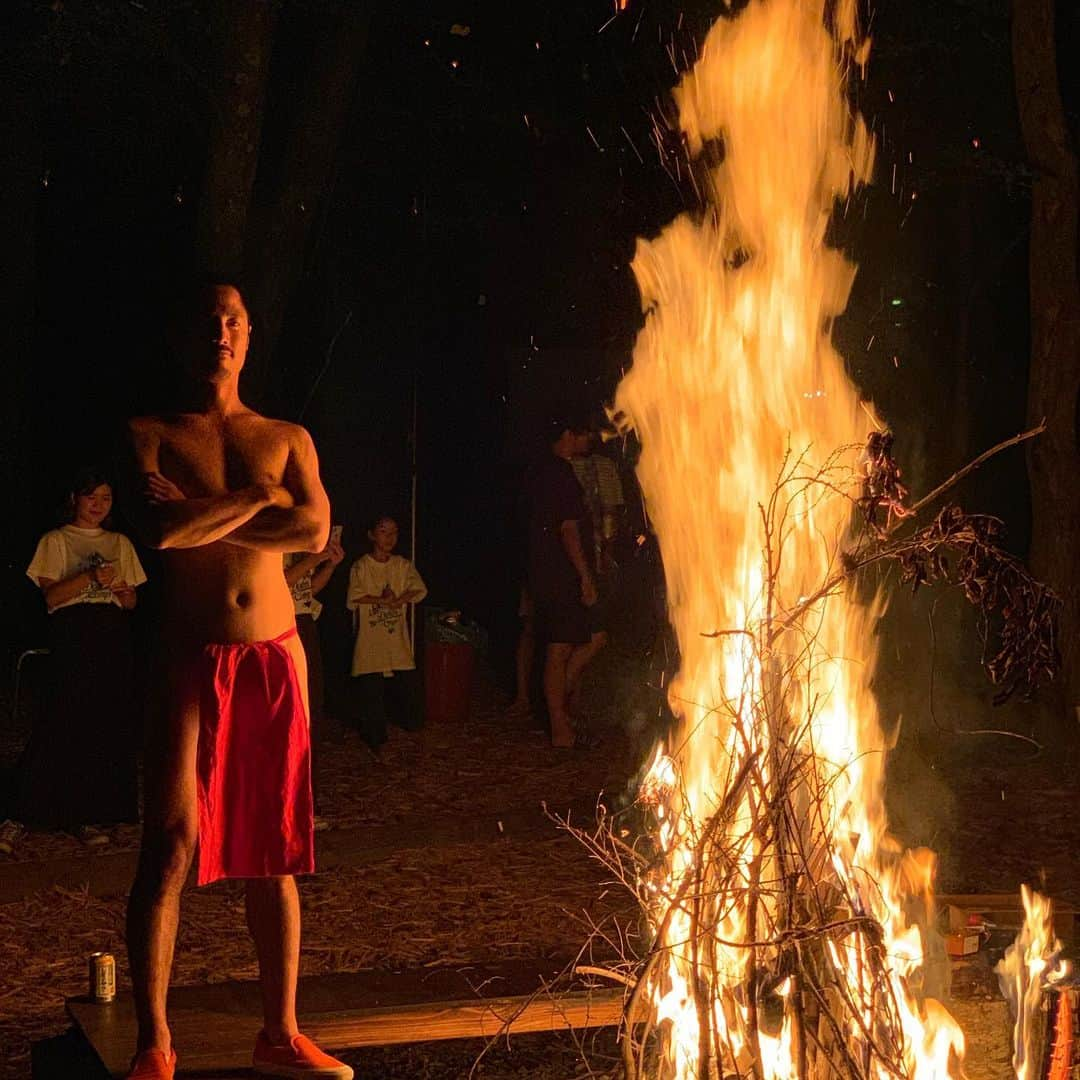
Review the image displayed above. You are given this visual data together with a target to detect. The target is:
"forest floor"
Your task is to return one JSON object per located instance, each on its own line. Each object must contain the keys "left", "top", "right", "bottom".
{"left": 1, "top": 646, "right": 1076, "bottom": 1078}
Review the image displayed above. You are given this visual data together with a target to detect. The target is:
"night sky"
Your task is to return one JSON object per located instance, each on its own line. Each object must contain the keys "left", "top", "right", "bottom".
{"left": 1, "top": 0, "right": 1076, "bottom": 680}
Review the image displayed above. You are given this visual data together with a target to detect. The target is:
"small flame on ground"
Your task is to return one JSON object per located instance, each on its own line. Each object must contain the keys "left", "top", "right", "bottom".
{"left": 997, "top": 885, "right": 1071, "bottom": 1080}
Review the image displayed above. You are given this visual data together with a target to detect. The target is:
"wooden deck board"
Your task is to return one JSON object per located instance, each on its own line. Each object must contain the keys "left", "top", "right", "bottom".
{"left": 66, "top": 964, "right": 627, "bottom": 1078}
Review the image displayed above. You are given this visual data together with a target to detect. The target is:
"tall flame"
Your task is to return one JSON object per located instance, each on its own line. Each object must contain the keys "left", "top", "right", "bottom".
{"left": 614, "top": 1, "right": 964, "bottom": 1076}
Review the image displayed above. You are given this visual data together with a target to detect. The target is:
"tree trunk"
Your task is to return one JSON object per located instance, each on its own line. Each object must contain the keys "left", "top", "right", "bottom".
{"left": 0, "top": 87, "right": 42, "bottom": 551}
{"left": 1013, "top": 0, "right": 1080, "bottom": 708}
{"left": 196, "top": 0, "right": 278, "bottom": 275}
{"left": 242, "top": 5, "right": 370, "bottom": 412}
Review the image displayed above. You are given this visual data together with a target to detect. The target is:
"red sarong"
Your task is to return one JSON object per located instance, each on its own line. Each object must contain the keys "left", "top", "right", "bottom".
{"left": 196, "top": 627, "right": 314, "bottom": 886}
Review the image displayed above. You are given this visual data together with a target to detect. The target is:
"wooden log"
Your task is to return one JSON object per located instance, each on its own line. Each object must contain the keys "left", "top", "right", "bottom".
{"left": 1044, "top": 987, "right": 1077, "bottom": 1080}
{"left": 68, "top": 984, "right": 626, "bottom": 1077}
{"left": 814, "top": 1003, "right": 833, "bottom": 1080}
{"left": 802, "top": 990, "right": 820, "bottom": 1079}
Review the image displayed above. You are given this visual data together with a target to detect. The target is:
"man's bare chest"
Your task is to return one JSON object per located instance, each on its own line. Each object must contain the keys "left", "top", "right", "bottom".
{"left": 158, "top": 421, "right": 289, "bottom": 497}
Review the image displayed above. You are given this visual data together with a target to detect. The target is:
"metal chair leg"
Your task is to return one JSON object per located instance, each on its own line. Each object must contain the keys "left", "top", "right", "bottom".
{"left": 11, "top": 648, "right": 50, "bottom": 728}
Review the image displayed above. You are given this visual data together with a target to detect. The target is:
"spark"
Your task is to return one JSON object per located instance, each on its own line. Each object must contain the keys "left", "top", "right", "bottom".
{"left": 620, "top": 125, "right": 644, "bottom": 163}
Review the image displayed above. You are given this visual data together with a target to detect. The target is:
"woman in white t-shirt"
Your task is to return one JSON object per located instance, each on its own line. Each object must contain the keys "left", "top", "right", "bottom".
{"left": 10, "top": 469, "right": 147, "bottom": 847}
{"left": 346, "top": 515, "right": 427, "bottom": 749}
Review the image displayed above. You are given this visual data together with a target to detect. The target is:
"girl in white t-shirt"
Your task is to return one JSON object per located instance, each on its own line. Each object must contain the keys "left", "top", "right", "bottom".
{"left": 5, "top": 469, "right": 147, "bottom": 850}
{"left": 346, "top": 515, "right": 427, "bottom": 749}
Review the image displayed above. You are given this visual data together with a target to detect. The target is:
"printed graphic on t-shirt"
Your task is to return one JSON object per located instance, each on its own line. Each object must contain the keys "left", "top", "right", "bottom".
{"left": 283, "top": 552, "right": 322, "bottom": 618}
{"left": 82, "top": 552, "right": 115, "bottom": 603}
{"left": 290, "top": 573, "right": 314, "bottom": 609}
{"left": 368, "top": 598, "right": 403, "bottom": 637}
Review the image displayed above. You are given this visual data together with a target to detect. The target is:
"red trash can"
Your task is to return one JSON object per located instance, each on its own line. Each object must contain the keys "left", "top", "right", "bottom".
{"left": 424, "top": 641, "right": 475, "bottom": 725}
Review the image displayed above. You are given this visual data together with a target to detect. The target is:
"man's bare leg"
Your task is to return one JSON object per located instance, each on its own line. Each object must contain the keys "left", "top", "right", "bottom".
{"left": 245, "top": 876, "right": 301, "bottom": 1041}
{"left": 506, "top": 616, "right": 534, "bottom": 715}
{"left": 126, "top": 668, "right": 200, "bottom": 1057}
{"left": 247, "top": 635, "right": 306, "bottom": 1042}
{"left": 565, "top": 630, "right": 607, "bottom": 715}
{"left": 544, "top": 642, "right": 576, "bottom": 746}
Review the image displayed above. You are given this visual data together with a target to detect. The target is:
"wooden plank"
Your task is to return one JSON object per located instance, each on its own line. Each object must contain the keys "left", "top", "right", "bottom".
{"left": 67, "top": 972, "right": 626, "bottom": 1077}
{"left": 305, "top": 990, "right": 625, "bottom": 1045}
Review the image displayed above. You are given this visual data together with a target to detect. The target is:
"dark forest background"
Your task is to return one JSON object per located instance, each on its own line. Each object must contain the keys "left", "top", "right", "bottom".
{"left": 0, "top": 0, "right": 1078, "bottom": 735}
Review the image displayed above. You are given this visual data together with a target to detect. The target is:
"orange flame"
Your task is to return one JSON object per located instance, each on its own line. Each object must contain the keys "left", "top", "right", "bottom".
{"left": 615, "top": 1, "right": 964, "bottom": 1076}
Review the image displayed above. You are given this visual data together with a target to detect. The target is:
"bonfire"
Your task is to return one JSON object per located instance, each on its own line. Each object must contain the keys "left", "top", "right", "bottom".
{"left": 573, "top": 2, "right": 1064, "bottom": 1078}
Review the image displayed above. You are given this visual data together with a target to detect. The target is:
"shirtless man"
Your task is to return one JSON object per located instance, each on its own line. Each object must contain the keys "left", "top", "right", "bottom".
{"left": 123, "top": 282, "right": 352, "bottom": 1080}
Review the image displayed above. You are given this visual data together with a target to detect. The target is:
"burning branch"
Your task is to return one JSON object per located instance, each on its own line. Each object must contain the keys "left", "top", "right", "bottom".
{"left": 567, "top": 426, "right": 1059, "bottom": 1080}
{"left": 903, "top": 421, "right": 1046, "bottom": 523}
{"left": 776, "top": 424, "right": 1059, "bottom": 703}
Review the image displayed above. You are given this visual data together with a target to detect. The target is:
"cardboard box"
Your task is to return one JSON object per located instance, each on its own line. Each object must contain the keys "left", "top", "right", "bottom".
{"left": 944, "top": 931, "right": 981, "bottom": 958}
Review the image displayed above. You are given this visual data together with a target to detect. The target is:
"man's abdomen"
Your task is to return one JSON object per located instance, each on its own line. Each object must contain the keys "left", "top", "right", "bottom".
{"left": 161, "top": 545, "right": 295, "bottom": 645}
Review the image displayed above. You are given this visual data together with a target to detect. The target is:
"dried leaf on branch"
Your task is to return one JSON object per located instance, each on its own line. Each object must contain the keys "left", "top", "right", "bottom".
{"left": 856, "top": 427, "right": 1060, "bottom": 703}
{"left": 887, "top": 504, "right": 1059, "bottom": 702}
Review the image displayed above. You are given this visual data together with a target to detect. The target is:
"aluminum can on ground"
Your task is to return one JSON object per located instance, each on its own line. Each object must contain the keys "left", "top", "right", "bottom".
{"left": 89, "top": 952, "right": 115, "bottom": 1003}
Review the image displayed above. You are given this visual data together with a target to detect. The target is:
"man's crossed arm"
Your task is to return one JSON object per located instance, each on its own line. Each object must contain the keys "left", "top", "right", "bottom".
{"left": 127, "top": 420, "right": 330, "bottom": 553}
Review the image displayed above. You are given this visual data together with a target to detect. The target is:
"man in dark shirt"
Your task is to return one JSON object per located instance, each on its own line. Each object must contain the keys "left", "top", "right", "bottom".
{"left": 527, "top": 416, "right": 598, "bottom": 746}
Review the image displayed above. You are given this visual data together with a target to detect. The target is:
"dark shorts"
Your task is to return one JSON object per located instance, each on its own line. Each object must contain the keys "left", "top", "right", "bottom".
{"left": 532, "top": 585, "right": 590, "bottom": 646}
